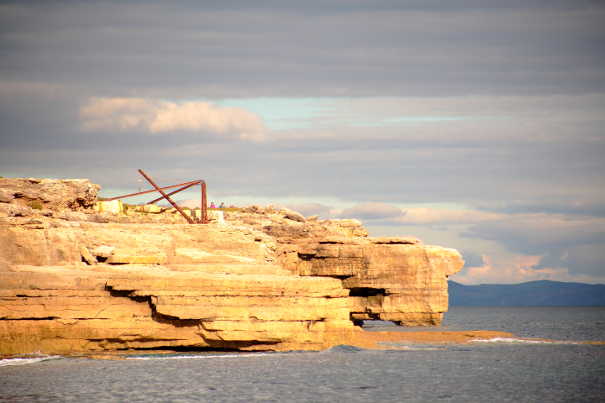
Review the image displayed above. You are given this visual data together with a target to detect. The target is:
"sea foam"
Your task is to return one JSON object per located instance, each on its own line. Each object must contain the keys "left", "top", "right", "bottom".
{"left": 0, "top": 355, "right": 62, "bottom": 367}
{"left": 126, "top": 352, "right": 278, "bottom": 360}
{"left": 471, "top": 337, "right": 579, "bottom": 345}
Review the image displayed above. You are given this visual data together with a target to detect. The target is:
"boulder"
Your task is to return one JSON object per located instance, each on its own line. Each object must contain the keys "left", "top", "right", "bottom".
{"left": 80, "top": 246, "right": 97, "bottom": 265}
{"left": 0, "top": 178, "right": 99, "bottom": 210}
{"left": 93, "top": 245, "right": 115, "bottom": 259}
{"left": 0, "top": 188, "right": 14, "bottom": 203}
{"left": 95, "top": 200, "right": 123, "bottom": 215}
{"left": 281, "top": 209, "right": 306, "bottom": 223}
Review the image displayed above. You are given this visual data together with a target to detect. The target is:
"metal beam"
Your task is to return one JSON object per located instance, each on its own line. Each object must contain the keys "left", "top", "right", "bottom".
{"left": 105, "top": 180, "right": 199, "bottom": 201}
{"left": 147, "top": 181, "right": 199, "bottom": 205}
{"left": 103, "top": 170, "right": 208, "bottom": 224}
{"left": 137, "top": 169, "right": 194, "bottom": 224}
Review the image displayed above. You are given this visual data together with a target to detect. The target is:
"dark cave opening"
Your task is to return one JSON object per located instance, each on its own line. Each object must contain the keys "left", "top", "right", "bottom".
{"left": 348, "top": 287, "right": 386, "bottom": 297}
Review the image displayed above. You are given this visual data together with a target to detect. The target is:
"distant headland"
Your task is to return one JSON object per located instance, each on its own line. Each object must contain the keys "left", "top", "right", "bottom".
{"left": 449, "top": 280, "right": 605, "bottom": 306}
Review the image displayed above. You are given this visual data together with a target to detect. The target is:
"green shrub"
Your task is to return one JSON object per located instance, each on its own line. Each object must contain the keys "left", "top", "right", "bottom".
{"left": 28, "top": 200, "right": 43, "bottom": 210}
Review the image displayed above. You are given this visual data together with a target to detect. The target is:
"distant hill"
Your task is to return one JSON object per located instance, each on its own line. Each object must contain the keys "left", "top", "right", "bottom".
{"left": 448, "top": 280, "right": 605, "bottom": 306}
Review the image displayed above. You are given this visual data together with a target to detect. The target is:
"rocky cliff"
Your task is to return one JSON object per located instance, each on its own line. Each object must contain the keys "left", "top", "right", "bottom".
{"left": 0, "top": 178, "right": 464, "bottom": 355}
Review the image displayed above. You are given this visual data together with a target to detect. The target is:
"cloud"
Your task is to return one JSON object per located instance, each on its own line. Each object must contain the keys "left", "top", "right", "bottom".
{"left": 397, "top": 208, "right": 504, "bottom": 225}
{"left": 334, "top": 204, "right": 505, "bottom": 228}
{"left": 79, "top": 97, "right": 266, "bottom": 141}
{"left": 4, "top": 2, "right": 605, "bottom": 98}
{"left": 478, "top": 199, "right": 605, "bottom": 218}
{"left": 464, "top": 214, "right": 605, "bottom": 251}
{"left": 0, "top": 80, "right": 62, "bottom": 97}
{"left": 452, "top": 254, "right": 605, "bottom": 285}
{"left": 461, "top": 213, "right": 605, "bottom": 277}
{"left": 460, "top": 250, "right": 484, "bottom": 268}
{"left": 338, "top": 202, "right": 404, "bottom": 220}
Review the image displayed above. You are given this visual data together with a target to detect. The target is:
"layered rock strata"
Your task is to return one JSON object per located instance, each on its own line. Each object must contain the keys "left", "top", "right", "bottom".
{"left": 283, "top": 238, "right": 462, "bottom": 326}
{"left": 0, "top": 178, "right": 463, "bottom": 355}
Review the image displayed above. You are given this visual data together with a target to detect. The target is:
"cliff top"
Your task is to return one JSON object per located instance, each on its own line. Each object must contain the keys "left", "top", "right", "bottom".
{"left": 0, "top": 177, "right": 424, "bottom": 247}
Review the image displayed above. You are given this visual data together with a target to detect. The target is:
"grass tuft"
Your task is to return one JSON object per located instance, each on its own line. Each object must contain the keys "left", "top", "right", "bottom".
{"left": 28, "top": 200, "right": 43, "bottom": 210}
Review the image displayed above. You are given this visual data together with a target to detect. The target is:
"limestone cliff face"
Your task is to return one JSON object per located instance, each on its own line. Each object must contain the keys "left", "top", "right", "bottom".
{"left": 0, "top": 178, "right": 463, "bottom": 355}
{"left": 286, "top": 239, "right": 463, "bottom": 326}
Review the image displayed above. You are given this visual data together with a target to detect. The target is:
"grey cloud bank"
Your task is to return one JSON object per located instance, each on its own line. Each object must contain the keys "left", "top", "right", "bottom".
{"left": 2, "top": 1, "right": 604, "bottom": 96}
{"left": 1, "top": 1, "right": 604, "bottom": 284}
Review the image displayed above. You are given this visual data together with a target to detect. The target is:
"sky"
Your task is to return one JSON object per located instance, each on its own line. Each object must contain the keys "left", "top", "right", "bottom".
{"left": 1, "top": 1, "right": 604, "bottom": 284}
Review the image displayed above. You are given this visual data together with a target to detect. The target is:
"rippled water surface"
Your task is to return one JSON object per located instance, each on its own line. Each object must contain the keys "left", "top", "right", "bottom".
{"left": 2, "top": 307, "right": 604, "bottom": 402}
{"left": 367, "top": 306, "right": 605, "bottom": 341}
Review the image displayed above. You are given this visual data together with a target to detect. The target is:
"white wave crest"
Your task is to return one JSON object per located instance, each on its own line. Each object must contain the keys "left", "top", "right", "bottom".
{"left": 0, "top": 355, "right": 62, "bottom": 367}
{"left": 376, "top": 342, "right": 444, "bottom": 351}
{"left": 127, "top": 352, "right": 277, "bottom": 360}
{"left": 471, "top": 337, "right": 579, "bottom": 345}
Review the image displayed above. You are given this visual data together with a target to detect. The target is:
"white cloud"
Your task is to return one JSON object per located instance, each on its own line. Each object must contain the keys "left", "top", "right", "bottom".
{"left": 397, "top": 207, "right": 504, "bottom": 225}
{"left": 452, "top": 254, "right": 605, "bottom": 285}
{"left": 333, "top": 204, "right": 506, "bottom": 227}
{"left": 79, "top": 97, "right": 266, "bottom": 141}
{"left": 464, "top": 213, "right": 605, "bottom": 250}
{"left": 338, "top": 202, "right": 404, "bottom": 220}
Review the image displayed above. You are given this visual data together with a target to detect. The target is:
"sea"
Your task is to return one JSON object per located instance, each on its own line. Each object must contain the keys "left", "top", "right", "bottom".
{"left": 1, "top": 307, "right": 604, "bottom": 402}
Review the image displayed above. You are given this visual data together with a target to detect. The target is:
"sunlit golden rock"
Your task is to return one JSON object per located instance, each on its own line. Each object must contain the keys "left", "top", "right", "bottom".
{"left": 0, "top": 177, "right": 463, "bottom": 356}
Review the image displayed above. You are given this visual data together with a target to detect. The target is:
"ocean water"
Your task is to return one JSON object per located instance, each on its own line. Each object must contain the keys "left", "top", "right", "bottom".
{"left": 1, "top": 307, "right": 604, "bottom": 402}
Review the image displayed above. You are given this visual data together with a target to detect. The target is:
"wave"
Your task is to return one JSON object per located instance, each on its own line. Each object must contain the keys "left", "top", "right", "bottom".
{"left": 324, "top": 344, "right": 367, "bottom": 353}
{"left": 0, "top": 355, "right": 62, "bottom": 367}
{"left": 471, "top": 337, "right": 579, "bottom": 345}
{"left": 126, "top": 352, "right": 280, "bottom": 360}
{"left": 376, "top": 342, "right": 444, "bottom": 351}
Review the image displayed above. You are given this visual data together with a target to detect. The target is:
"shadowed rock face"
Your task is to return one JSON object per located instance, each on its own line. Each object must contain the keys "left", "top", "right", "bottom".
{"left": 0, "top": 178, "right": 463, "bottom": 355}
{"left": 0, "top": 178, "right": 99, "bottom": 212}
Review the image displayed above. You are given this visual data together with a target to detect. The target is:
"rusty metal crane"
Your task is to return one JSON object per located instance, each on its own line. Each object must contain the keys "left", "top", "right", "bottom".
{"left": 106, "top": 169, "right": 208, "bottom": 224}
